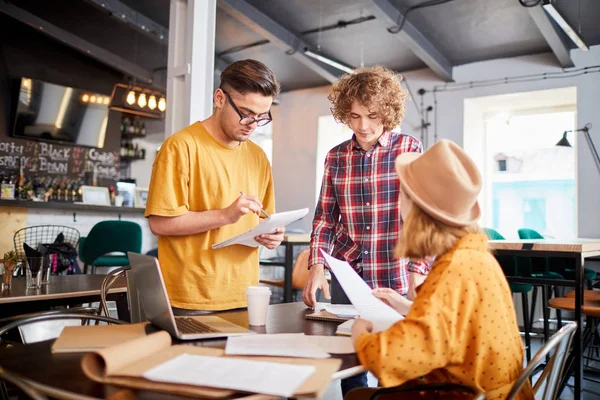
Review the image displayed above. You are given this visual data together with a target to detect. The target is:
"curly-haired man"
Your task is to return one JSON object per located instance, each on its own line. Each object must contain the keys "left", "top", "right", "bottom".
{"left": 303, "top": 66, "right": 431, "bottom": 395}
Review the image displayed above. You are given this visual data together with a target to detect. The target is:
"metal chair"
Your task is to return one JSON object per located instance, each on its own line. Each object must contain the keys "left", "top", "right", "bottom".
{"left": 506, "top": 322, "right": 577, "bottom": 400}
{"left": 0, "top": 313, "right": 126, "bottom": 345}
{"left": 13, "top": 225, "right": 81, "bottom": 275}
{"left": 366, "top": 383, "right": 486, "bottom": 400}
{"left": 0, "top": 367, "right": 48, "bottom": 400}
{"left": 0, "top": 307, "right": 99, "bottom": 345}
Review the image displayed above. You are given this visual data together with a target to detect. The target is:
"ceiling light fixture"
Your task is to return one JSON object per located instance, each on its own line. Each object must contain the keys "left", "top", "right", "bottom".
{"left": 303, "top": 49, "right": 354, "bottom": 74}
{"left": 158, "top": 97, "right": 166, "bottom": 112}
{"left": 137, "top": 92, "right": 147, "bottom": 108}
{"left": 110, "top": 83, "right": 166, "bottom": 119}
{"left": 126, "top": 90, "right": 136, "bottom": 105}
{"left": 148, "top": 95, "right": 157, "bottom": 110}
{"left": 542, "top": 1, "right": 589, "bottom": 51}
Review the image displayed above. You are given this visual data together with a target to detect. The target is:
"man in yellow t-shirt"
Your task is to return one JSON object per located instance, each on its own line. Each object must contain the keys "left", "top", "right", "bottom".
{"left": 144, "top": 59, "right": 284, "bottom": 313}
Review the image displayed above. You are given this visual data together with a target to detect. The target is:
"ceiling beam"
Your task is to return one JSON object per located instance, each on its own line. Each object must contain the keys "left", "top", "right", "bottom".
{"left": 83, "top": 0, "right": 169, "bottom": 44}
{"left": 0, "top": 2, "right": 154, "bottom": 84}
{"left": 527, "top": 2, "right": 575, "bottom": 68}
{"left": 370, "top": 0, "right": 453, "bottom": 82}
{"left": 218, "top": 0, "right": 345, "bottom": 83}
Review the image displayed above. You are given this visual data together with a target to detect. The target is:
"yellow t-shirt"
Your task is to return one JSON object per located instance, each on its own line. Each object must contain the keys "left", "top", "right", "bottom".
{"left": 355, "top": 234, "right": 533, "bottom": 400}
{"left": 144, "top": 122, "right": 275, "bottom": 310}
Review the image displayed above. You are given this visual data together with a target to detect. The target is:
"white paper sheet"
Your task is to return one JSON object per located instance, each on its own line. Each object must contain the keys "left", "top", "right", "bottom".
{"left": 323, "top": 304, "right": 359, "bottom": 318}
{"left": 335, "top": 319, "right": 355, "bottom": 336}
{"left": 143, "top": 353, "right": 315, "bottom": 398}
{"left": 320, "top": 250, "right": 403, "bottom": 332}
{"left": 225, "top": 333, "right": 331, "bottom": 358}
{"left": 212, "top": 208, "right": 309, "bottom": 249}
{"left": 225, "top": 333, "right": 356, "bottom": 357}
{"left": 304, "top": 335, "right": 355, "bottom": 354}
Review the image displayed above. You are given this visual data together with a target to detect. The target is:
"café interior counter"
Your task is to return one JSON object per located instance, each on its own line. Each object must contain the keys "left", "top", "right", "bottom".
{"left": 0, "top": 199, "right": 145, "bottom": 214}
{"left": 0, "top": 199, "right": 155, "bottom": 256}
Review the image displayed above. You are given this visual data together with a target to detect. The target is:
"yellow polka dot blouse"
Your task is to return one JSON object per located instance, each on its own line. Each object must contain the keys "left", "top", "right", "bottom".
{"left": 355, "top": 234, "right": 533, "bottom": 399}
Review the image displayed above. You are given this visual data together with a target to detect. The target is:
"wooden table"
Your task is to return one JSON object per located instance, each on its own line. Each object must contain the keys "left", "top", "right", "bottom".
{"left": 489, "top": 238, "right": 600, "bottom": 398}
{"left": 260, "top": 233, "right": 311, "bottom": 303}
{"left": 0, "top": 275, "right": 129, "bottom": 321}
{"left": 0, "top": 302, "right": 363, "bottom": 399}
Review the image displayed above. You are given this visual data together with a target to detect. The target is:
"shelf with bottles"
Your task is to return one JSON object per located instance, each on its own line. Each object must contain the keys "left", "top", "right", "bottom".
{"left": 0, "top": 172, "right": 86, "bottom": 203}
{"left": 120, "top": 114, "right": 147, "bottom": 138}
{"left": 119, "top": 142, "right": 146, "bottom": 162}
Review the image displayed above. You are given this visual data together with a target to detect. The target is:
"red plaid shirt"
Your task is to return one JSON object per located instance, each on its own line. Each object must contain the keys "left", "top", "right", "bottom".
{"left": 309, "top": 131, "right": 430, "bottom": 294}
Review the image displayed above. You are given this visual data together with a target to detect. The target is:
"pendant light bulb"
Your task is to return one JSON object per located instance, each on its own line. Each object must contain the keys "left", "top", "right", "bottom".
{"left": 148, "top": 95, "right": 157, "bottom": 110}
{"left": 138, "top": 93, "right": 147, "bottom": 108}
{"left": 158, "top": 97, "right": 166, "bottom": 112}
{"left": 126, "top": 90, "right": 136, "bottom": 105}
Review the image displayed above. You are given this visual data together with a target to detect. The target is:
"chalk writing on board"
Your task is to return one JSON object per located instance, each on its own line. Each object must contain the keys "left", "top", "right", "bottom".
{"left": 0, "top": 138, "right": 120, "bottom": 181}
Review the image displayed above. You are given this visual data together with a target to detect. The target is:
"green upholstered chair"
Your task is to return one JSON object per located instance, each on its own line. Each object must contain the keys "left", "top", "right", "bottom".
{"left": 484, "top": 227, "right": 533, "bottom": 360}
{"left": 518, "top": 228, "right": 597, "bottom": 282}
{"left": 79, "top": 221, "right": 142, "bottom": 274}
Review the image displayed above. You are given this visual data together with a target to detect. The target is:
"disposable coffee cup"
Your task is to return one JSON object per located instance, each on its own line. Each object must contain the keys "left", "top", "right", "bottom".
{"left": 246, "top": 286, "right": 272, "bottom": 326}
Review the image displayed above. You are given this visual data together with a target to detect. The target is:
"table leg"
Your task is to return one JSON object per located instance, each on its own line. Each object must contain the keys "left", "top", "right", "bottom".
{"left": 114, "top": 293, "right": 131, "bottom": 322}
{"left": 574, "top": 254, "right": 583, "bottom": 397}
{"left": 283, "top": 243, "right": 294, "bottom": 303}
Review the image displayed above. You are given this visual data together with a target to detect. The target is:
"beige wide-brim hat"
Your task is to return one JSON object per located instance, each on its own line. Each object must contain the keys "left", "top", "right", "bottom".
{"left": 395, "top": 139, "right": 482, "bottom": 227}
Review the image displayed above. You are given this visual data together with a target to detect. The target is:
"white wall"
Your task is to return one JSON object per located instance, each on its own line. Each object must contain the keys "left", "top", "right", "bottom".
{"left": 272, "top": 86, "right": 331, "bottom": 232}
{"left": 272, "top": 46, "right": 600, "bottom": 238}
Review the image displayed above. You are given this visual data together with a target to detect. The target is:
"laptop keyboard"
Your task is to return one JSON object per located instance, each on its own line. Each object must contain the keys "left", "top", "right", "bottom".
{"left": 175, "top": 317, "right": 220, "bottom": 334}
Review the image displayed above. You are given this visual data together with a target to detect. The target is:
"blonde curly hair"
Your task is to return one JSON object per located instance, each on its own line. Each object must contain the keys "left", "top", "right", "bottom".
{"left": 328, "top": 66, "right": 408, "bottom": 132}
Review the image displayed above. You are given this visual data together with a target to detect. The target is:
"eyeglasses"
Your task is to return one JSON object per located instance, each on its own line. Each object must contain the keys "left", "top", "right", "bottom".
{"left": 221, "top": 89, "right": 272, "bottom": 127}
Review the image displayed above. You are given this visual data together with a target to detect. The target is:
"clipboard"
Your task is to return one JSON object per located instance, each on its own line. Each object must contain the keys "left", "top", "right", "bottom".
{"left": 212, "top": 208, "right": 309, "bottom": 249}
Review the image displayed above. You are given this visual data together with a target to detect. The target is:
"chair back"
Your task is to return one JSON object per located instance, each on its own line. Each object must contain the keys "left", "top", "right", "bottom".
{"left": 506, "top": 322, "right": 577, "bottom": 400}
{"left": 0, "top": 367, "right": 48, "bottom": 400}
{"left": 13, "top": 225, "right": 80, "bottom": 259}
{"left": 79, "top": 221, "right": 142, "bottom": 264}
{"left": 484, "top": 227, "right": 505, "bottom": 240}
{"left": 291, "top": 249, "right": 310, "bottom": 290}
{"left": 518, "top": 228, "right": 544, "bottom": 240}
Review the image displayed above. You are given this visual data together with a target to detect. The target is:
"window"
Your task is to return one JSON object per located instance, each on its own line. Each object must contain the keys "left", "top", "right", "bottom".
{"left": 315, "top": 115, "right": 353, "bottom": 204}
{"left": 464, "top": 87, "right": 577, "bottom": 239}
{"left": 251, "top": 123, "right": 273, "bottom": 164}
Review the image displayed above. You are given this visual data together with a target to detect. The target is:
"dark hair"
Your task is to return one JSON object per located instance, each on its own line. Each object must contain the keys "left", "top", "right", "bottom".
{"left": 220, "top": 59, "right": 280, "bottom": 98}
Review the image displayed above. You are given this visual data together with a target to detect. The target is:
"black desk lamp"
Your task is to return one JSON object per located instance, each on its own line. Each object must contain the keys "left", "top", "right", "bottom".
{"left": 556, "top": 123, "right": 600, "bottom": 173}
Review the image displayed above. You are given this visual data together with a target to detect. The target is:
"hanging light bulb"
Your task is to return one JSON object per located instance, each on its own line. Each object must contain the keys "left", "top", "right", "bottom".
{"left": 137, "top": 92, "right": 147, "bottom": 108}
{"left": 148, "top": 95, "right": 157, "bottom": 110}
{"left": 158, "top": 97, "right": 166, "bottom": 112}
{"left": 81, "top": 94, "right": 89, "bottom": 103}
{"left": 126, "top": 90, "right": 136, "bottom": 105}
{"left": 90, "top": 95, "right": 97, "bottom": 103}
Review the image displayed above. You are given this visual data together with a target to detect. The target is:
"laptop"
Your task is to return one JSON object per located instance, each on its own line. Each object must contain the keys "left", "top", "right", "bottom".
{"left": 128, "top": 252, "right": 254, "bottom": 340}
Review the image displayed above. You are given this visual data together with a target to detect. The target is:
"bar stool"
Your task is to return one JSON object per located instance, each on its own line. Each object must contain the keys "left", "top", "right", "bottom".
{"left": 484, "top": 228, "right": 533, "bottom": 360}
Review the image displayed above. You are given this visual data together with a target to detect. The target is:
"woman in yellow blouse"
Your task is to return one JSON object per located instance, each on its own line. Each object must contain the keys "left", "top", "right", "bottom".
{"left": 349, "top": 139, "right": 533, "bottom": 400}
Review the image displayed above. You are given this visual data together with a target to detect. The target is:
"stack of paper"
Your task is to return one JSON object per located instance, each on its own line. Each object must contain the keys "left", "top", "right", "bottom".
{"left": 225, "top": 333, "right": 355, "bottom": 358}
{"left": 82, "top": 331, "right": 342, "bottom": 399}
{"left": 143, "top": 354, "right": 315, "bottom": 398}
{"left": 212, "top": 208, "right": 309, "bottom": 249}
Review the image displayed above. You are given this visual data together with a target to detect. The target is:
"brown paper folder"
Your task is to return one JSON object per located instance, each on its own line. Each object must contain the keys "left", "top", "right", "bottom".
{"left": 52, "top": 322, "right": 153, "bottom": 353}
{"left": 81, "top": 331, "right": 341, "bottom": 399}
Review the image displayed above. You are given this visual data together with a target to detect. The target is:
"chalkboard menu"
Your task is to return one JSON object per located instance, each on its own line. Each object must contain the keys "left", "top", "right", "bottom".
{"left": 0, "top": 139, "right": 120, "bottom": 183}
